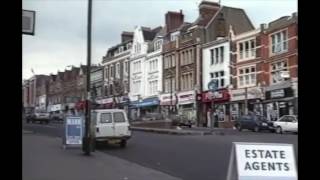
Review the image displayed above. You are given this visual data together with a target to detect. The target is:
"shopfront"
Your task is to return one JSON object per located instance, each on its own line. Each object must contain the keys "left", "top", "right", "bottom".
{"left": 201, "top": 89, "right": 230, "bottom": 128}
{"left": 264, "top": 87, "right": 295, "bottom": 121}
{"left": 129, "top": 97, "right": 160, "bottom": 120}
{"left": 177, "top": 91, "right": 197, "bottom": 124}
{"left": 230, "top": 87, "right": 264, "bottom": 121}
{"left": 160, "top": 93, "right": 177, "bottom": 117}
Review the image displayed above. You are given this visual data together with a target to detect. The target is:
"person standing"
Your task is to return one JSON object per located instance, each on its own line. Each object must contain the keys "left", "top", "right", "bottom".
{"left": 207, "top": 108, "right": 212, "bottom": 128}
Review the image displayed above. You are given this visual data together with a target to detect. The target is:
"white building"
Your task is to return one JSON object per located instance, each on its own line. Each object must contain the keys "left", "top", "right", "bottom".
{"left": 201, "top": 37, "right": 231, "bottom": 125}
{"left": 129, "top": 26, "right": 163, "bottom": 119}
{"left": 202, "top": 37, "right": 231, "bottom": 92}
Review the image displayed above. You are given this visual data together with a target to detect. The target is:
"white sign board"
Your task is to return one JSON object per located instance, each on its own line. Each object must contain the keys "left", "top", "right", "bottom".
{"left": 227, "top": 142, "right": 297, "bottom": 180}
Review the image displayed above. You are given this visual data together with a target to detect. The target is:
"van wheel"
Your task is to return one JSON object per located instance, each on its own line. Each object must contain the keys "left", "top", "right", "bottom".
{"left": 120, "top": 140, "right": 127, "bottom": 148}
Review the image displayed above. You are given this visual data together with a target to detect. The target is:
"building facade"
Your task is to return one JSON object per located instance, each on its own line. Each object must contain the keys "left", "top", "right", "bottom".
{"left": 102, "top": 32, "right": 133, "bottom": 113}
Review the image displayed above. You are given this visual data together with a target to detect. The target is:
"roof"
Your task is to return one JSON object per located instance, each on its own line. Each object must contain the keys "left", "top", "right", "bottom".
{"left": 142, "top": 28, "right": 157, "bottom": 41}
{"left": 266, "top": 13, "right": 297, "bottom": 32}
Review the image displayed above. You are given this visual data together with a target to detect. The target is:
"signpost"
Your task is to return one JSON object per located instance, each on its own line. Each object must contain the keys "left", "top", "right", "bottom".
{"left": 63, "top": 116, "right": 84, "bottom": 149}
{"left": 227, "top": 142, "right": 297, "bottom": 180}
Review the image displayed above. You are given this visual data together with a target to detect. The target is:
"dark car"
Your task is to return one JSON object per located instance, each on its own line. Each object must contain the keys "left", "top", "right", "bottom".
{"left": 234, "top": 115, "right": 274, "bottom": 132}
{"left": 170, "top": 114, "right": 194, "bottom": 128}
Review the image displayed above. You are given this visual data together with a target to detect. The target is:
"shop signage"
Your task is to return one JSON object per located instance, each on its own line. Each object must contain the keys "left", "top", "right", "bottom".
{"left": 202, "top": 89, "right": 229, "bottom": 102}
{"left": 227, "top": 142, "right": 297, "bottom": 180}
{"left": 178, "top": 91, "right": 195, "bottom": 105}
{"left": 231, "top": 87, "right": 263, "bottom": 101}
{"left": 160, "top": 94, "right": 177, "bottom": 105}
{"left": 96, "top": 98, "right": 113, "bottom": 104}
{"left": 271, "top": 89, "right": 285, "bottom": 99}
{"left": 64, "top": 116, "right": 83, "bottom": 147}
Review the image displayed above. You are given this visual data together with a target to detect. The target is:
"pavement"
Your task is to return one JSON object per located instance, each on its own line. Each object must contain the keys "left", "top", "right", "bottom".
{"left": 23, "top": 130, "right": 182, "bottom": 180}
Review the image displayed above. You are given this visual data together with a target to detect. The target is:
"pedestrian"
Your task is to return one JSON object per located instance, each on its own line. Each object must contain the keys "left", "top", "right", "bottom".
{"left": 207, "top": 108, "right": 212, "bottom": 128}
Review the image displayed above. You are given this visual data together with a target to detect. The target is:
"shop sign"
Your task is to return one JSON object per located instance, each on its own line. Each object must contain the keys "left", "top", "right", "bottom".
{"left": 271, "top": 89, "right": 285, "bottom": 99}
{"left": 227, "top": 142, "right": 297, "bottom": 180}
{"left": 202, "top": 89, "right": 229, "bottom": 102}
{"left": 178, "top": 91, "right": 195, "bottom": 105}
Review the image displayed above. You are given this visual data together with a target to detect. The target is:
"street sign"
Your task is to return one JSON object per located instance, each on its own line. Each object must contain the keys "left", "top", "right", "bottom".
{"left": 226, "top": 142, "right": 297, "bottom": 180}
{"left": 22, "top": 10, "right": 35, "bottom": 35}
{"left": 63, "top": 116, "right": 84, "bottom": 148}
{"left": 208, "top": 79, "right": 219, "bottom": 92}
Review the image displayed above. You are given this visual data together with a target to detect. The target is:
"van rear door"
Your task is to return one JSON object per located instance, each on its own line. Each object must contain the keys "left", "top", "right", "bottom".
{"left": 96, "top": 112, "right": 114, "bottom": 138}
{"left": 113, "top": 111, "right": 130, "bottom": 137}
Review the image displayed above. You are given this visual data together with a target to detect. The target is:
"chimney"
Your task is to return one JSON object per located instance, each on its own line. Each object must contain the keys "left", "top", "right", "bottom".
{"left": 199, "top": 0, "right": 220, "bottom": 19}
{"left": 121, "top": 31, "right": 133, "bottom": 43}
{"left": 260, "top": 23, "right": 267, "bottom": 31}
{"left": 292, "top": 12, "right": 297, "bottom": 18}
{"left": 165, "top": 10, "right": 184, "bottom": 32}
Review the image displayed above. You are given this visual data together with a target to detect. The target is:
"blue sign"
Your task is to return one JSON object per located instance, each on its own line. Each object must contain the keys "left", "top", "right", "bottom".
{"left": 65, "top": 116, "right": 83, "bottom": 145}
{"left": 130, "top": 97, "right": 159, "bottom": 108}
{"left": 208, "top": 79, "right": 219, "bottom": 92}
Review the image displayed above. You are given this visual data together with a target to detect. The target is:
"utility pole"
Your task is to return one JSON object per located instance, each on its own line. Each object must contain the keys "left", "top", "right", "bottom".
{"left": 244, "top": 87, "right": 248, "bottom": 115}
{"left": 83, "top": 0, "right": 93, "bottom": 156}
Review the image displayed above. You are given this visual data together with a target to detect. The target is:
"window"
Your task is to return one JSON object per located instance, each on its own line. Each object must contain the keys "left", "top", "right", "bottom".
{"left": 209, "top": 70, "right": 225, "bottom": 89}
{"left": 210, "top": 49, "right": 214, "bottom": 65}
{"left": 171, "top": 55, "right": 175, "bottom": 67}
{"left": 105, "top": 66, "right": 109, "bottom": 79}
{"left": 270, "top": 60, "right": 289, "bottom": 84}
{"left": 127, "top": 43, "right": 132, "bottom": 50}
{"left": 114, "top": 112, "right": 126, "bottom": 123}
{"left": 238, "top": 39, "right": 256, "bottom": 60}
{"left": 181, "top": 73, "right": 193, "bottom": 90}
{"left": 220, "top": 47, "right": 224, "bottom": 63}
{"left": 215, "top": 48, "right": 219, "bottom": 64}
{"left": 154, "top": 40, "right": 162, "bottom": 50}
{"left": 101, "top": 113, "right": 112, "bottom": 123}
{"left": 116, "top": 63, "right": 120, "bottom": 78}
{"left": 110, "top": 65, "right": 114, "bottom": 78}
{"left": 119, "top": 46, "right": 124, "bottom": 53}
{"left": 237, "top": 66, "right": 256, "bottom": 87}
{"left": 124, "top": 61, "right": 129, "bottom": 75}
{"left": 271, "top": 30, "right": 288, "bottom": 54}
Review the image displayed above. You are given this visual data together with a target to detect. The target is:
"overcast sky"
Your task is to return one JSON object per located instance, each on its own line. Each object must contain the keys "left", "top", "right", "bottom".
{"left": 22, "top": 0, "right": 297, "bottom": 80}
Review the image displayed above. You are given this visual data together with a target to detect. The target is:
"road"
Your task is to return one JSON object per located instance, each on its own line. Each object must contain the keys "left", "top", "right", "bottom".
{"left": 23, "top": 121, "right": 297, "bottom": 180}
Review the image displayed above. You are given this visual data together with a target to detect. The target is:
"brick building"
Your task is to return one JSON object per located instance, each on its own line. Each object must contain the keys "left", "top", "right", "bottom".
{"left": 102, "top": 32, "right": 133, "bottom": 113}
{"left": 162, "top": 1, "right": 254, "bottom": 126}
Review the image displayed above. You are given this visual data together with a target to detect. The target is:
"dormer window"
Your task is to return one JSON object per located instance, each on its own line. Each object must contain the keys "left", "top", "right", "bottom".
{"left": 127, "top": 43, "right": 132, "bottom": 50}
{"left": 119, "top": 46, "right": 124, "bottom": 53}
{"left": 154, "top": 40, "right": 163, "bottom": 50}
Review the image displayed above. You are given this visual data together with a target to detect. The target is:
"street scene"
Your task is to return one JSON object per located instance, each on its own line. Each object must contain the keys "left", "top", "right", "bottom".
{"left": 23, "top": 0, "right": 298, "bottom": 180}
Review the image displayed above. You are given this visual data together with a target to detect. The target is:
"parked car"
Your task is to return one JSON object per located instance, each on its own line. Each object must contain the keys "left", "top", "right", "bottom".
{"left": 28, "top": 110, "right": 50, "bottom": 124}
{"left": 273, "top": 115, "right": 298, "bottom": 134}
{"left": 92, "top": 109, "right": 131, "bottom": 148}
{"left": 50, "top": 111, "right": 64, "bottom": 121}
{"left": 234, "top": 115, "right": 274, "bottom": 132}
{"left": 170, "top": 114, "right": 194, "bottom": 128}
{"left": 142, "top": 113, "right": 164, "bottom": 121}
{"left": 25, "top": 107, "right": 35, "bottom": 123}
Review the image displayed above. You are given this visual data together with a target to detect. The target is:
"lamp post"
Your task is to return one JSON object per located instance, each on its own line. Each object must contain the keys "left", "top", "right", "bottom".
{"left": 83, "top": 0, "right": 93, "bottom": 156}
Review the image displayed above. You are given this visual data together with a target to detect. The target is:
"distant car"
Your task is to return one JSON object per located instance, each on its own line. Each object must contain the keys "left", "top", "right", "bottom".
{"left": 28, "top": 111, "right": 50, "bottom": 124}
{"left": 50, "top": 111, "right": 64, "bottom": 121}
{"left": 170, "top": 114, "right": 194, "bottom": 128}
{"left": 273, "top": 115, "right": 298, "bottom": 134}
{"left": 234, "top": 115, "right": 274, "bottom": 132}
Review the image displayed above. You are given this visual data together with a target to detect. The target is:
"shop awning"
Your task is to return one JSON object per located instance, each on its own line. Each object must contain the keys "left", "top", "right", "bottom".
{"left": 262, "top": 97, "right": 296, "bottom": 103}
{"left": 130, "top": 97, "right": 159, "bottom": 108}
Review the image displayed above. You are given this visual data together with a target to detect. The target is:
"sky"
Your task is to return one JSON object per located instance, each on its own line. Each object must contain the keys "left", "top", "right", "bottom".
{"left": 22, "top": 0, "right": 297, "bottom": 80}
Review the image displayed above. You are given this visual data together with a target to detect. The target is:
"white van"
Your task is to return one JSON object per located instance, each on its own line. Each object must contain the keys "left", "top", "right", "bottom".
{"left": 91, "top": 109, "right": 131, "bottom": 148}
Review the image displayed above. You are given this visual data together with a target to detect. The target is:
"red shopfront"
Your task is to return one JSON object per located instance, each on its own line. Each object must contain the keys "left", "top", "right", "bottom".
{"left": 201, "top": 89, "right": 232, "bottom": 128}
